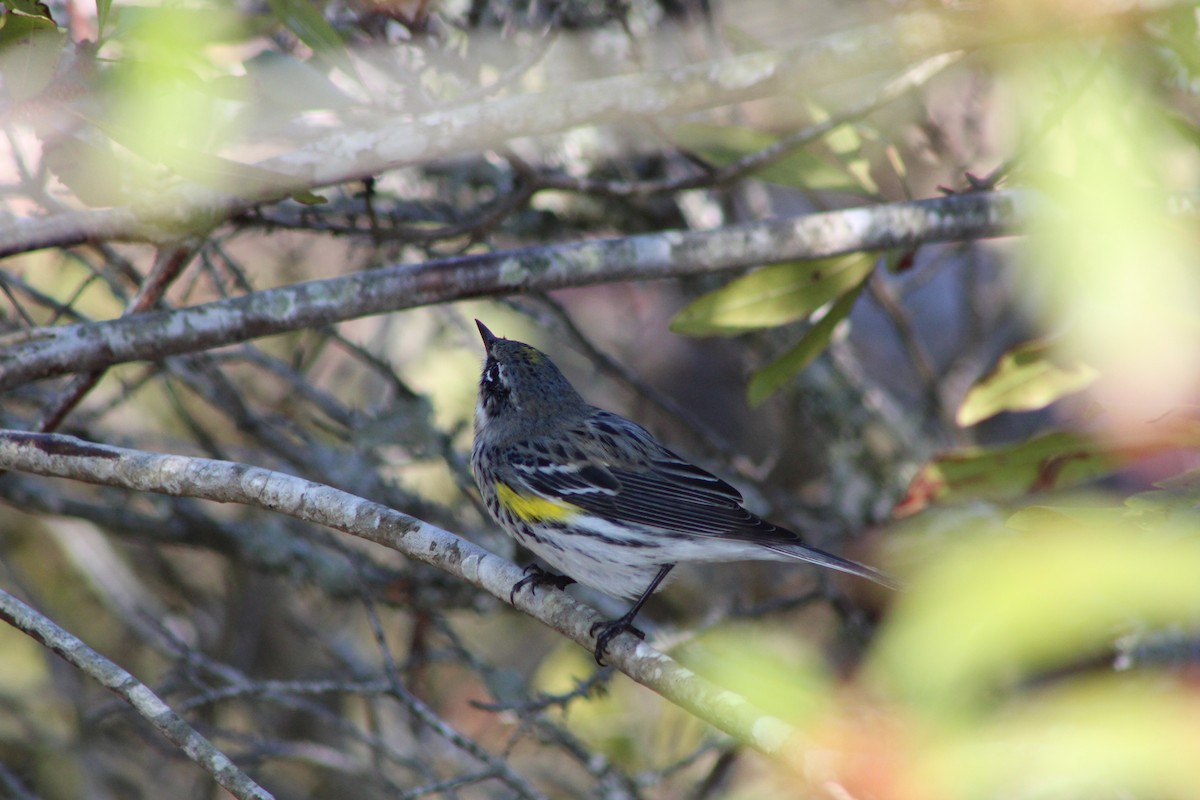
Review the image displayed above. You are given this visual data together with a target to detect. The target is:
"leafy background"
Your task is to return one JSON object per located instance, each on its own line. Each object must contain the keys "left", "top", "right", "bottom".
{"left": 1, "top": 0, "right": 1200, "bottom": 797}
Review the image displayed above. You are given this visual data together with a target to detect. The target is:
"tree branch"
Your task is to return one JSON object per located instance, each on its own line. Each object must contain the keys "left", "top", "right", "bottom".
{"left": 0, "top": 11, "right": 972, "bottom": 259}
{"left": 0, "top": 587, "right": 274, "bottom": 800}
{"left": 0, "top": 429, "right": 799, "bottom": 755}
{"left": 0, "top": 191, "right": 1025, "bottom": 392}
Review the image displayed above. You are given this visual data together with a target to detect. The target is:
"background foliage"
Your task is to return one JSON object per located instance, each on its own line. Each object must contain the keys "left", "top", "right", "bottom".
{"left": 1, "top": 0, "right": 1200, "bottom": 798}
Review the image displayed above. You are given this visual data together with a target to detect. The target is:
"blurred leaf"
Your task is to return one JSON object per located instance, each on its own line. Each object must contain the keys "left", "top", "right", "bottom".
{"left": 42, "top": 135, "right": 132, "bottom": 206}
{"left": 108, "top": 6, "right": 248, "bottom": 49}
{"left": 242, "top": 50, "right": 354, "bottom": 111}
{"left": 872, "top": 519, "right": 1200, "bottom": 715}
{"left": 1121, "top": 467, "right": 1200, "bottom": 527}
{"left": 0, "top": 10, "right": 64, "bottom": 102}
{"left": 746, "top": 277, "right": 868, "bottom": 407}
{"left": 264, "top": 0, "right": 359, "bottom": 81}
{"left": 719, "top": 24, "right": 769, "bottom": 55}
{"left": 670, "top": 122, "right": 864, "bottom": 193}
{"left": 72, "top": 98, "right": 308, "bottom": 201}
{"left": 900, "top": 409, "right": 1200, "bottom": 517}
{"left": 671, "top": 253, "right": 875, "bottom": 336}
{"left": 88, "top": 9, "right": 253, "bottom": 200}
{"left": 956, "top": 339, "right": 1099, "bottom": 427}
{"left": 894, "top": 432, "right": 1120, "bottom": 516}
{"left": 95, "top": 0, "right": 111, "bottom": 37}
{"left": 4, "top": 1, "right": 52, "bottom": 19}
{"left": 806, "top": 101, "right": 879, "bottom": 194}
{"left": 683, "top": 624, "right": 833, "bottom": 724}
{"left": 1005, "top": 503, "right": 1124, "bottom": 532}
{"left": 925, "top": 676, "right": 1200, "bottom": 800}
{"left": 1017, "top": 52, "right": 1200, "bottom": 422}
{"left": 290, "top": 189, "right": 328, "bottom": 205}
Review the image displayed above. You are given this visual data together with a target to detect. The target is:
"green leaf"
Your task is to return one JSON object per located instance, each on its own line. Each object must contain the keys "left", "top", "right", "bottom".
{"left": 95, "top": 0, "right": 111, "bottom": 38}
{"left": 804, "top": 101, "right": 879, "bottom": 194}
{"left": 894, "top": 431, "right": 1124, "bottom": 516}
{"left": 4, "top": 0, "right": 53, "bottom": 19}
{"left": 671, "top": 253, "right": 875, "bottom": 336}
{"left": 290, "top": 189, "right": 328, "bottom": 205}
{"left": 670, "top": 122, "right": 864, "bottom": 194}
{"left": 956, "top": 340, "right": 1099, "bottom": 427}
{"left": 0, "top": 10, "right": 64, "bottom": 102}
{"left": 746, "top": 278, "right": 868, "bottom": 407}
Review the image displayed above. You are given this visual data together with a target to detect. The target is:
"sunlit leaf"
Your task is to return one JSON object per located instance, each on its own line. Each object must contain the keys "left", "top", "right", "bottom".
{"left": 671, "top": 253, "right": 874, "bottom": 336}
{"left": 805, "top": 101, "right": 879, "bottom": 194}
{"left": 670, "top": 122, "right": 864, "bottom": 193}
{"left": 746, "top": 278, "right": 867, "bottom": 407}
{"left": 956, "top": 339, "right": 1099, "bottom": 427}
{"left": 4, "top": 1, "right": 52, "bottom": 20}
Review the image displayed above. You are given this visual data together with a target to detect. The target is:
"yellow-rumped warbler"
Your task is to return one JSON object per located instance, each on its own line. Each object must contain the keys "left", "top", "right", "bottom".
{"left": 471, "top": 320, "right": 895, "bottom": 662}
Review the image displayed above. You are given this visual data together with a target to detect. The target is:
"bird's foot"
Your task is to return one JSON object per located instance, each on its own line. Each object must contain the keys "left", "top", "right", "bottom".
{"left": 509, "top": 564, "right": 576, "bottom": 604}
{"left": 588, "top": 615, "right": 645, "bottom": 666}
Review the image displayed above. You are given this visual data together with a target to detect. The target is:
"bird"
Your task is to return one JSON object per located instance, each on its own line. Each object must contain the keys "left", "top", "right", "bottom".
{"left": 470, "top": 319, "right": 895, "bottom": 663}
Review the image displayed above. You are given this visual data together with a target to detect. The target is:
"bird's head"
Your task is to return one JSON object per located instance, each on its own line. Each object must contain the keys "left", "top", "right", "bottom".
{"left": 474, "top": 320, "right": 587, "bottom": 438}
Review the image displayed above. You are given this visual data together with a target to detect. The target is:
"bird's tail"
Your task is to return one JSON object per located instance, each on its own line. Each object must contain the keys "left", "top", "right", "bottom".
{"left": 766, "top": 542, "right": 900, "bottom": 591}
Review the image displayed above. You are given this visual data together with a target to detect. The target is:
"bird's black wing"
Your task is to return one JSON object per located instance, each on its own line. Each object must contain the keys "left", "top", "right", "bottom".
{"left": 504, "top": 426, "right": 897, "bottom": 588}
{"left": 506, "top": 430, "right": 800, "bottom": 545}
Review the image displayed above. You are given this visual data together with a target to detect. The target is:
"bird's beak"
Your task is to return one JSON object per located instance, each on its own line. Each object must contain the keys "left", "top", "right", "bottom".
{"left": 475, "top": 319, "right": 500, "bottom": 350}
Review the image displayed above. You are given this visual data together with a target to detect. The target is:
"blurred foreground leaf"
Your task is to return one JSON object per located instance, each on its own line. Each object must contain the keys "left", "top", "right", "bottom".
{"left": 921, "top": 676, "right": 1200, "bottom": 800}
{"left": 898, "top": 411, "right": 1200, "bottom": 516}
{"left": 671, "top": 121, "right": 864, "bottom": 193}
{"left": 0, "top": 10, "right": 64, "bottom": 102}
{"left": 873, "top": 519, "right": 1200, "bottom": 713}
{"left": 896, "top": 431, "right": 1117, "bottom": 516}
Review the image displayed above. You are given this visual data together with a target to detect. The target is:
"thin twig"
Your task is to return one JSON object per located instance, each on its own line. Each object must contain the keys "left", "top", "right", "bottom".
{"left": 0, "top": 588, "right": 274, "bottom": 800}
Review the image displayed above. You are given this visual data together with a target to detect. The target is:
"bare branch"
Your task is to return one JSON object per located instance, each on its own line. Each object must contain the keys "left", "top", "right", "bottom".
{"left": 0, "top": 587, "right": 274, "bottom": 800}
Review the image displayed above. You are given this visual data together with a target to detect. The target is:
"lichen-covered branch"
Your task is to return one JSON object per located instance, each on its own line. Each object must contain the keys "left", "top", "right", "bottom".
{"left": 0, "top": 588, "right": 275, "bottom": 800}
{"left": 0, "top": 191, "right": 1025, "bottom": 392}
{"left": 0, "top": 429, "right": 800, "bottom": 754}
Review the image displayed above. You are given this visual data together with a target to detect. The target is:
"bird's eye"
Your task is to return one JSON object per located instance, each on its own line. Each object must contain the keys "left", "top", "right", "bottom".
{"left": 481, "top": 360, "right": 510, "bottom": 412}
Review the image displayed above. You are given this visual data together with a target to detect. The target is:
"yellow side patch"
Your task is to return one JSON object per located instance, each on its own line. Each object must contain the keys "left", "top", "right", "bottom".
{"left": 496, "top": 482, "right": 579, "bottom": 522}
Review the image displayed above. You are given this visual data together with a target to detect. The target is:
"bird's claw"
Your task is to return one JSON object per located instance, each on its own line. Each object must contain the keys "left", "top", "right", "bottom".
{"left": 509, "top": 564, "right": 575, "bottom": 604}
{"left": 588, "top": 617, "right": 645, "bottom": 665}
